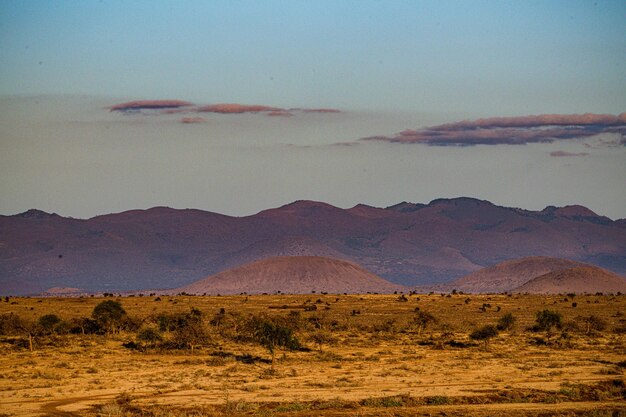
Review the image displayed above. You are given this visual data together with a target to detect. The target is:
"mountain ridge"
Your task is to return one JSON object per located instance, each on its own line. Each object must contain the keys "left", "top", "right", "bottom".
{"left": 1, "top": 197, "right": 625, "bottom": 294}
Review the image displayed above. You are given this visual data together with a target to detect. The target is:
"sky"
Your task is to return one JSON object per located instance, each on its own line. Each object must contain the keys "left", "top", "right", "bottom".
{"left": 0, "top": 1, "right": 625, "bottom": 219}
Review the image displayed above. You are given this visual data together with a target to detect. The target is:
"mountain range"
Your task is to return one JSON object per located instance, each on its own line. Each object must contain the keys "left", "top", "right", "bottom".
{"left": 1, "top": 197, "right": 625, "bottom": 294}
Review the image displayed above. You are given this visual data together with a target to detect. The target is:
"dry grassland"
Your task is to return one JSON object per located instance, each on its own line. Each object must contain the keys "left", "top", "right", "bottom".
{"left": 0, "top": 293, "right": 625, "bottom": 416}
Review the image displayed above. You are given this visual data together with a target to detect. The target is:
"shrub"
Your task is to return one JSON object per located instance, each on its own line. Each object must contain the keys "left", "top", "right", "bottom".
{"left": 92, "top": 300, "right": 127, "bottom": 334}
{"left": 309, "top": 330, "right": 337, "bottom": 352}
{"left": 69, "top": 317, "right": 101, "bottom": 335}
{"left": 38, "top": 314, "right": 61, "bottom": 334}
{"left": 136, "top": 327, "right": 163, "bottom": 348}
{"left": 497, "top": 313, "right": 516, "bottom": 331}
{"left": 0, "top": 313, "right": 24, "bottom": 335}
{"left": 470, "top": 325, "right": 499, "bottom": 346}
{"left": 246, "top": 315, "right": 300, "bottom": 367}
{"left": 168, "top": 308, "right": 210, "bottom": 352}
{"left": 576, "top": 315, "right": 607, "bottom": 335}
{"left": 534, "top": 310, "right": 562, "bottom": 331}
{"left": 414, "top": 311, "right": 437, "bottom": 336}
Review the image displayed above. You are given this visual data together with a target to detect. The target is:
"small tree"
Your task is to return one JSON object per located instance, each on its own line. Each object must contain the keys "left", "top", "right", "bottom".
{"left": 575, "top": 315, "right": 606, "bottom": 335}
{"left": 414, "top": 311, "right": 437, "bottom": 336}
{"left": 470, "top": 325, "right": 499, "bottom": 347}
{"left": 173, "top": 308, "right": 210, "bottom": 353}
{"left": 496, "top": 313, "right": 516, "bottom": 331}
{"left": 210, "top": 308, "right": 227, "bottom": 327}
{"left": 309, "top": 330, "right": 336, "bottom": 352}
{"left": 249, "top": 317, "right": 300, "bottom": 369}
{"left": 534, "top": 310, "right": 562, "bottom": 332}
{"left": 69, "top": 317, "right": 100, "bottom": 335}
{"left": 0, "top": 313, "right": 38, "bottom": 351}
{"left": 92, "top": 300, "right": 127, "bottom": 334}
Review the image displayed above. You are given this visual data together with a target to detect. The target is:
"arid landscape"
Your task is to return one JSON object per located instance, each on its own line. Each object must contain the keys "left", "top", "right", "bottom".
{"left": 1, "top": 293, "right": 625, "bottom": 416}
{"left": 2, "top": 2, "right": 625, "bottom": 416}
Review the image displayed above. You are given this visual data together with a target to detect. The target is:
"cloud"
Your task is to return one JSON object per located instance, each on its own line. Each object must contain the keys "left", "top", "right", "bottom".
{"left": 266, "top": 110, "right": 293, "bottom": 117}
{"left": 180, "top": 117, "right": 206, "bottom": 124}
{"left": 361, "top": 113, "right": 626, "bottom": 146}
{"left": 302, "top": 108, "right": 341, "bottom": 114}
{"left": 109, "top": 100, "right": 341, "bottom": 117}
{"left": 195, "top": 103, "right": 280, "bottom": 114}
{"left": 110, "top": 100, "right": 194, "bottom": 112}
{"left": 549, "top": 150, "right": 590, "bottom": 157}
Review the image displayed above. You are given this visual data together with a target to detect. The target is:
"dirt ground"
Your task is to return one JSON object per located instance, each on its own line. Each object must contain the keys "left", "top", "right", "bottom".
{"left": 0, "top": 293, "right": 624, "bottom": 416}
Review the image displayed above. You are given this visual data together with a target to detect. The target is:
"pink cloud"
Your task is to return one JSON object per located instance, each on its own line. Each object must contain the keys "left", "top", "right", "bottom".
{"left": 110, "top": 100, "right": 194, "bottom": 112}
{"left": 303, "top": 108, "right": 341, "bottom": 113}
{"left": 549, "top": 150, "right": 590, "bottom": 157}
{"left": 195, "top": 104, "right": 281, "bottom": 114}
{"left": 109, "top": 99, "right": 341, "bottom": 118}
{"left": 436, "top": 113, "right": 626, "bottom": 130}
{"left": 180, "top": 117, "right": 206, "bottom": 124}
{"left": 267, "top": 110, "right": 293, "bottom": 117}
{"left": 362, "top": 113, "right": 626, "bottom": 146}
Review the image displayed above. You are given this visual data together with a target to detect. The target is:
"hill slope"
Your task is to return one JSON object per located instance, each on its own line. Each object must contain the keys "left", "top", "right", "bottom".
{"left": 175, "top": 256, "right": 406, "bottom": 295}
{"left": 444, "top": 257, "right": 592, "bottom": 293}
{"left": 513, "top": 266, "right": 626, "bottom": 294}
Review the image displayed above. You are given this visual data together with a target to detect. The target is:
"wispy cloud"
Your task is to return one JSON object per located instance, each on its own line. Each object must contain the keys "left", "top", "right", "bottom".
{"left": 109, "top": 100, "right": 194, "bottom": 112}
{"left": 109, "top": 99, "right": 341, "bottom": 117}
{"left": 549, "top": 150, "right": 589, "bottom": 157}
{"left": 361, "top": 113, "right": 626, "bottom": 146}
{"left": 180, "top": 117, "right": 206, "bottom": 124}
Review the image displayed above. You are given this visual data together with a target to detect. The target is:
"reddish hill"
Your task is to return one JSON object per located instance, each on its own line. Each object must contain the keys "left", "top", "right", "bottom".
{"left": 445, "top": 257, "right": 591, "bottom": 293}
{"left": 513, "top": 266, "right": 626, "bottom": 294}
{"left": 1, "top": 198, "right": 625, "bottom": 294}
{"left": 175, "top": 256, "right": 406, "bottom": 295}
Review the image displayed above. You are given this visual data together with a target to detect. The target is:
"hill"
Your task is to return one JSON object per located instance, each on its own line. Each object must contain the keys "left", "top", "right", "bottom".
{"left": 175, "top": 256, "right": 406, "bottom": 295}
{"left": 1, "top": 198, "right": 625, "bottom": 294}
{"left": 444, "top": 257, "right": 591, "bottom": 293}
{"left": 513, "top": 266, "right": 626, "bottom": 294}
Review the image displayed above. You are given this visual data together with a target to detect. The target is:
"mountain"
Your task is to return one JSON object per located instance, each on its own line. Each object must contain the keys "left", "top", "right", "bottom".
{"left": 1, "top": 198, "right": 625, "bottom": 294}
{"left": 444, "top": 257, "right": 591, "bottom": 293}
{"left": 513, "top": 266, "right": 626, "bottom": 294}
{"left": 175, "top": 256, "right": 406, "bottom": 295}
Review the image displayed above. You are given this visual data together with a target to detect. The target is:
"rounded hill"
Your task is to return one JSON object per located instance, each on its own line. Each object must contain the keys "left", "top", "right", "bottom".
{"left": 175, "top": 256, "right": 406, "bottom": 295}
{"left": 513, "top": 266, "right": 626, "bottom": 294}
{"left": 448, "top": 257, "right": 590, "bottom": 293}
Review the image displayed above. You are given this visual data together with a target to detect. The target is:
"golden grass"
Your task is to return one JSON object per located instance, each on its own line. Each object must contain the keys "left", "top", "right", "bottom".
{"left": 0, "top": 293, "right": 624, "bottom": 416}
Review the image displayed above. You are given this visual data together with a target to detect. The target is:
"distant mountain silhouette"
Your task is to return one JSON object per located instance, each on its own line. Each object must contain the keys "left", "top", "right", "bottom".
{"left": 513, "top": 266, "right": 626, "bottom": 294}
{"left": 175, "top": 256, "right": 405, "bottom": 295}
{"left": 1, "top": 198, "right": 625, "bottom": 294}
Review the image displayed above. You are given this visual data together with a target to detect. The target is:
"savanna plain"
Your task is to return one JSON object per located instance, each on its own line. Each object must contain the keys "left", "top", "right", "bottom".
{"left": 1, "top": 293, "right": 625, "bottom": 417}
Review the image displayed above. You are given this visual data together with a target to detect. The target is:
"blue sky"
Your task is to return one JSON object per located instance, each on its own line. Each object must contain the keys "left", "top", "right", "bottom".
{"left": 0, "top": 1, "right": 624, "bottom": 219}
{"left": 1, "top": 1, "right": 624, "bottom": 114}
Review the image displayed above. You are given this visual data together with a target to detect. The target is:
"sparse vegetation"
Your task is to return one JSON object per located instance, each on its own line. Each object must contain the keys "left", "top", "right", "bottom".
{"left": 534, "top": 309, "right": 563, "bottom": 331}
{"left": 413, "top": 310, "right": 437, "bottom": 336}
{"left": 497, "top": 312, "right": 516, "bottom": 331}
{"left": 0, "top": 293, "right": 624, "bottom": 416}
{"left": 92, "top": 300, "right": 127, "bottom": 334}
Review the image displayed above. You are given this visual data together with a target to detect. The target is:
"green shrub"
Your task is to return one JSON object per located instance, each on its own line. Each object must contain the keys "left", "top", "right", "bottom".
{"left": 38, "top": 314, "right": 61, "bottom": 333}
{"left": 534, "top": 310, "right": 562, "bottom": 331}
{"left": 136, "top": 327, "right": 163, "bottom": 348}
{"left": 497, "top": 313, "right": 516, "bottom": 331}
{"left": 92, "top": 300, "right": 127, "bottom": 334}
{"left": 470, "top": 325, "right": 499, "bottom": 345}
